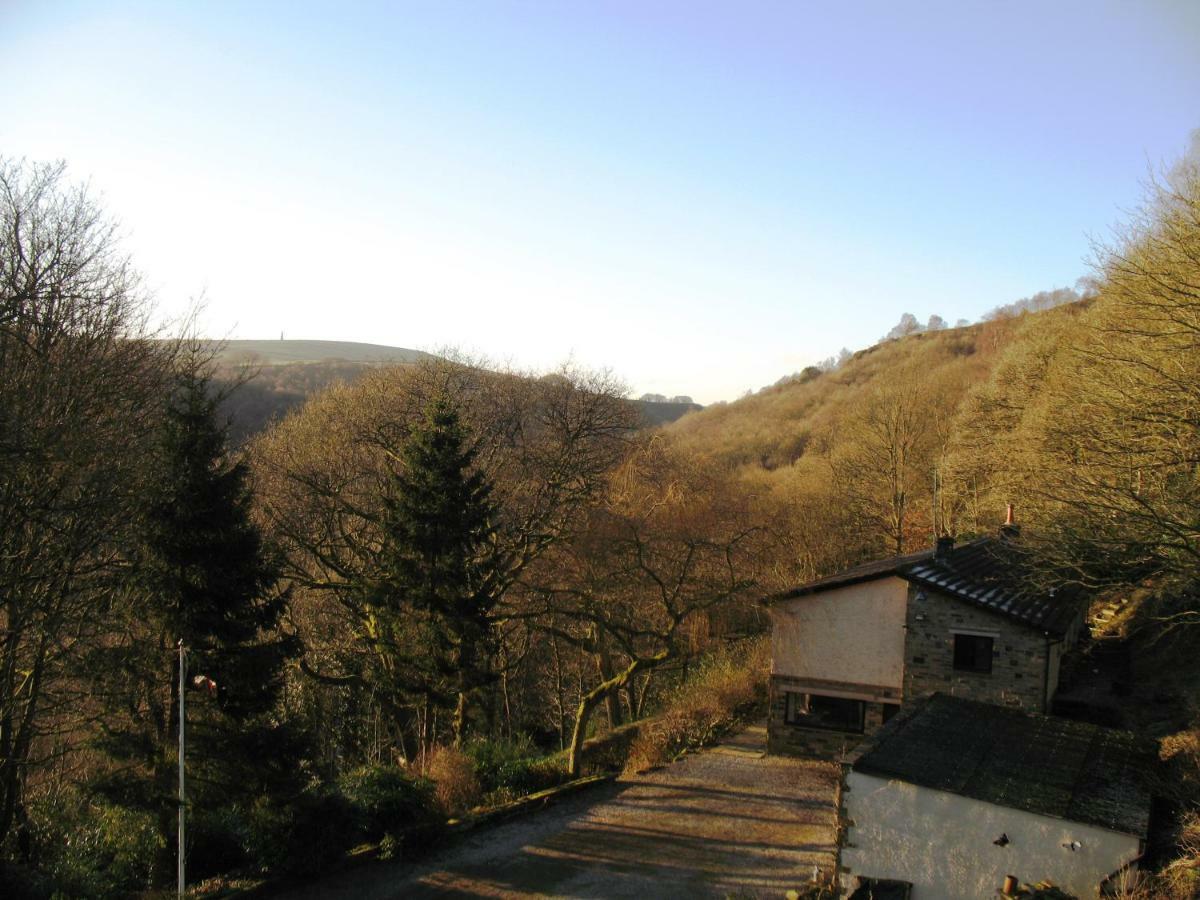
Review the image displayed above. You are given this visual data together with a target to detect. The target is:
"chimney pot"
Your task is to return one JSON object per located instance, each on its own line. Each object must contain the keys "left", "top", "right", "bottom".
{"left": 1000, "top": 503, "right": 1021, "bottom": 539}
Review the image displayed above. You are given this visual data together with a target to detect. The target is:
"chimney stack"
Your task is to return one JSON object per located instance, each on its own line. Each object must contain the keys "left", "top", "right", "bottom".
{"left": 1000, "top": 503, "right": 1020, "bottom": 539}
{"left": 934, "top": 535, "right": 955, "bottom": 558}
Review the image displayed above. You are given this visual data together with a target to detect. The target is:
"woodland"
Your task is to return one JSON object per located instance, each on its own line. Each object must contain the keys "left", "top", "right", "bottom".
{"left": 2, "top": 141, "right": 1200, "bottom": 898}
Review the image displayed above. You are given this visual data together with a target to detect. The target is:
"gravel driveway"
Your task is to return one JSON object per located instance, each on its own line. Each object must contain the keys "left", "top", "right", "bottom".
{"left": 276, "top": 724, "right": 839, "bottom": 899}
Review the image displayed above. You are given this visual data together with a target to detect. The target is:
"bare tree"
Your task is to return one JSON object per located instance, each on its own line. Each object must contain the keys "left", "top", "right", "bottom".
{"left": 251, "top": 357, "right": 636, "bottom": 760}
{"left": 0, "top": 159, "right": 173, "bottom": 848}
{"left": 1024, "top": 155, "right": 1200, "bottom": 592}
{"left": 830, "top": 364, "right": 943, "bottom": 555}
{"left": 883, "top": 312, "right": 922, "bottom": 341}
{"left": 517, "top": 438, "right": 764, "bottom": 777}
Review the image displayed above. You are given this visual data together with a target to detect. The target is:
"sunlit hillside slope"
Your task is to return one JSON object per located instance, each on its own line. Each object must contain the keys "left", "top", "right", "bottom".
{"left": 663, "top": 302, "right": 1093, "bottom": 580}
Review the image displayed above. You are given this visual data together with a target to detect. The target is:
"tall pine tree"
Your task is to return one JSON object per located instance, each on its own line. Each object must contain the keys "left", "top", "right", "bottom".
{"left": 94, "top": 357, "right": 300, "bottom": 874}
{"left": 367, "top": 395, "right": 497, "bottom": 749}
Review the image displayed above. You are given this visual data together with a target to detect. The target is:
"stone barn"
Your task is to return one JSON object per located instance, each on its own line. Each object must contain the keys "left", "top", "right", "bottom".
{"left": 766, "top": 523, "right": 1086, "bottom": 756}
{"left": 840, "top": 694, "right": 1153, "bottom": 899}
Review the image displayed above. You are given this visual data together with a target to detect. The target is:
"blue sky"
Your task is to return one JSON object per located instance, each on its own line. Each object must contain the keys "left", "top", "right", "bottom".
{"left": 3, "top": 1, "right": 1198, "bottom": 402}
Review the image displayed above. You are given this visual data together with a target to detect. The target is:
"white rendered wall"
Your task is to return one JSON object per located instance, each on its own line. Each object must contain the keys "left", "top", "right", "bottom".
{"left": 842, "top": 772, "right": 1141, "bottom": 899}
{"left": 771, "top": 577, "right": 908, "bottom": 690}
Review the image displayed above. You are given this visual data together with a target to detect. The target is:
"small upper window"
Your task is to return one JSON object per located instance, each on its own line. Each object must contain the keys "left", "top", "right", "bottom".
{"left": 953, "top": 634, "right": 994, "bottom": 674}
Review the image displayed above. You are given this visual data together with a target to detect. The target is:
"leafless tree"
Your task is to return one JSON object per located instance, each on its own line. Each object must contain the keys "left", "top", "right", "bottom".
{"left": 251, "top": 357, "right": 636, "bottom": 760}
{"left": 515, "top": 438, "right": 764, "bottom": 777}
{"left": 0, "top": 159, "right": 174, "bottom": 848}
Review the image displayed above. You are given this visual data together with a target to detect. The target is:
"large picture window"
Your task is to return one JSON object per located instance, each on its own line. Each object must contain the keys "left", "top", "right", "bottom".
{"left": 784, "top": 692, "right": 866, "bottom": 733}
{"left": 953, "top": 634, "right": 994, "bottom": 673}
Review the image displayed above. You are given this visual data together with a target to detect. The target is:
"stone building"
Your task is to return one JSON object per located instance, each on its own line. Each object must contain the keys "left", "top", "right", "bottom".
{"left": 766, "top": 526, "right": 1085, "bottom": 756}
{"left": 840, "top": 694, "right": 1152, "bottom": 899}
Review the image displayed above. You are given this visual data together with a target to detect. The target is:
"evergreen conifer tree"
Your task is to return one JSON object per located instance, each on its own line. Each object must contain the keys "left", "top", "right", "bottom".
{"left": 94, "top": 357, "right": 300, "bottom": 874}
{"left": 368, "top": 395, "right": 496, "bottom": 747}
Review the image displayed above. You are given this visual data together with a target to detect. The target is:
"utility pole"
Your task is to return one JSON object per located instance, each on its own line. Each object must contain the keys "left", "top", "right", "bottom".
{"left": 178, "top": 640, "right": 186, "bottom": 899}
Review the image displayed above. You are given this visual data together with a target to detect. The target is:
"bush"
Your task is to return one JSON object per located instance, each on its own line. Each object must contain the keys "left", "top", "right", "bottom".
{"left": 0, "top": 861, "right": 54, "bottom": 900}
{"left": 579, "top": 721, "right": 642, "bottom": 773}
{"left": 465, "top": 733, "right": 535, "bottom": 792}
{"left": 30, "top": 799, "right": 165, "bottom": 899}
{"left": 624, "top": 639, "right": 768, "bottom": 775}
{"left": 465, "top": 735, "right": 565, "bottom": 801}
{"left": 1161, "top": 729, "right": 1200, "bottom": 799}
{"left": 508, "top": 754, "right": 567, "bottom": 796}
{"left": 246, "top": 789, "right": 362, "bottom": 877}
{"left": 338, "top": 765, "right": 438, "bottom": 840}
{"left": 425, "top": 746, "right": 481, "bottom": 816}
{"left": 188, "top": 805, "right": 252, "bottom": 881}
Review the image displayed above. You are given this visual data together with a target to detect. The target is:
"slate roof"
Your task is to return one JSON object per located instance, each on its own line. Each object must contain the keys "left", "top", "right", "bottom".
{"left": 768, "top": 534, "right": 1082, "bottom": 637}
{"left": 850, "top": 694, "right": 1154, "bottom": 838}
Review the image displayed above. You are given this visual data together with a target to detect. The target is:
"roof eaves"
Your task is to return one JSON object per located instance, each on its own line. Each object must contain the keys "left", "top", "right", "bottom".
{"left": 765, "top": 571, "right": 893, "bottom": 606}
{"left": 902, "top": 569, "right": 1072, "bottom": 637}
{"left": 764, "top": 550, "right": 933, "bottom": 605}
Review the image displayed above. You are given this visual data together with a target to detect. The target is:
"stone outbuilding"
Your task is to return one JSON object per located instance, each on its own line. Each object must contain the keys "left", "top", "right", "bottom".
{"left": 840, "top": 693, "right": 1153, "bottom": 899}
{"left": 766, "top": 526, "right": 1086, "bottom": 756}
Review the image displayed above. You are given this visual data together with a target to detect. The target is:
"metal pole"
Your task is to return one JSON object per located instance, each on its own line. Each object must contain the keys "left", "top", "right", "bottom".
{"left": 178, "top": 640, "right": 186, "bottom": 899}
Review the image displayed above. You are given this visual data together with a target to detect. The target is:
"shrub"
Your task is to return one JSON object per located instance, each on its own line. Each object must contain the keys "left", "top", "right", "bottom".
{"left": 378, "top": 832, "right": 400, "bottom": 861}
{"left": 577, "top": 721, "right": 642, "bottom": 773}
{"left": 0, "top": 862, "right": 54, "bottom": 900}
{"left": 425, "top": 745, "right": 481, "bottom": 816}
{"left": 624, "top": 638, "right": 768, "bottom": 775}
{"left": 465, "top": 734, "right": 535, "bottom": 791}
{"left": 246, "top": 789, "right": 362, "bottom": 877}
{"left": 32, "top": 800, "right": 165, "bottom": 899}
{"left": 465, "top": 735, "right": 565, "bottom": 801}
{"left": 1161, "top": 729, "right": 1200, "bottom": 800}
{"left": 187, "top": 805, "right": 252, "bottom": 881}
{"left": 338, "top": 765, "right": 438, "bottom": 840}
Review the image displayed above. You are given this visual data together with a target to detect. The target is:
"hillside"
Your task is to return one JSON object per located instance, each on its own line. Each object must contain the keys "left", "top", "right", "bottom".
{"left": 661, "top": 303, "right": 1095, "bottom": 581}
{"left": 212, "top": 340, "right": 702, "bottom": 442}
{"left": 214, "top": 338, "right": 431, "bottom": 365}
{"left": 666, "top": 317, "right": 1016, "bottom": 470}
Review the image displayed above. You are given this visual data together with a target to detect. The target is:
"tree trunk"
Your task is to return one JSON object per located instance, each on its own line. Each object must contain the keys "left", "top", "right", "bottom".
{"left": 633, "top": 670, "right": 654, "bottom": 719}
{"left": 420, "top": 696, "right": 432, "bottom": 760}
{"left": 499, "top": 639, "right": 513, "bottom": 740}
{"left": 551, "top": 636, "right": 566, "bottom": 750}
{"left": 592, "top": 628, "right": 623, "bottom": 729}
{"left": 567, "top": 651, "right": 668, "bottom": 778}
{"left": 452, "top": 691, "right": 466, "bottom": 749}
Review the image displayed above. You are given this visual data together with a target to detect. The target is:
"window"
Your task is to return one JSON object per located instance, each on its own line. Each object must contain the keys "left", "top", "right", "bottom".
{"left": 953, "top": 634, "right": 994, "bottom": 673}
{"left": 784, "top": 692, "right": 866, "bottom": 733}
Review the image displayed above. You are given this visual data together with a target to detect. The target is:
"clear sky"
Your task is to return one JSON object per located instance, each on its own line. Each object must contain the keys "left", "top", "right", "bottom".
{"left": 3, "top": 1, "right": 1198, "bottom": 402}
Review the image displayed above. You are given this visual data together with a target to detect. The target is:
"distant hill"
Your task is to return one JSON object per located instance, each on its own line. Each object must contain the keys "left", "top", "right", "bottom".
{"left": 636, "top": 399, "right": 703, "bottom": 427}
{"left": 207, "top": 339, "right": 700, "bottom": 443}
{"left": 213, "top": 339, "right": 431, "bottom": 366}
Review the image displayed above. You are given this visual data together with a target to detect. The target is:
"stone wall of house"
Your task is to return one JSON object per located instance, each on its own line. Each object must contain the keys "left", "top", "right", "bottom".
{"left": 767, "top": 674, "right": 896, "bottom": 758}
{"left": 902, "top": 585, "right": 1050, "bottom": 712}
{"left": 768, "top": 583, "right": 1060, "bottom": 759}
